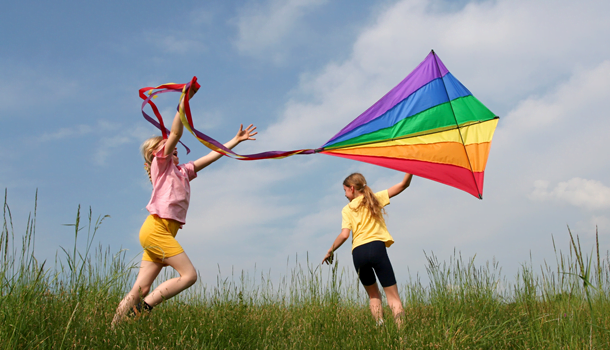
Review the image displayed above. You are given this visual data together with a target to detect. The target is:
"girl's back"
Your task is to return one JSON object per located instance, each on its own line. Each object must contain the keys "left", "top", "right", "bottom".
{"left": 341, "top": 189, "right": 394, "bottom": 249}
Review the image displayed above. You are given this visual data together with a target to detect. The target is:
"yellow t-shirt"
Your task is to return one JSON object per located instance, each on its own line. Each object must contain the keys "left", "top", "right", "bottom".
{"left": 342, "top": 190, "right": 394, "bottom": 250}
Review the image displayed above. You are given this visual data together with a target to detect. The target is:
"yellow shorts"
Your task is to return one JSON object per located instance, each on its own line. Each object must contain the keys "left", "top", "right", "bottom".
{"left": 139, "top": 215, "right": 184, "bottom": 264}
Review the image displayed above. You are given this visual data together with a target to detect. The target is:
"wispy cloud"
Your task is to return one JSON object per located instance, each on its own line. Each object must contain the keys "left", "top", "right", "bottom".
{"left": 225, "top": 0, "right": 610, "bottom": 284}
{"left": 0, "top": 65, "right": 80, "bottom": 115}
{"left": 36, "top": 118, "right": 151, "bottom": 166}
{"left": 152, "top": 0, "right": 610, "bottom": 285}
{"left": 39, "top": 125, "right": 93, "bottom": 142}
{"left": 16, "top": 0, "right": 608, "bottom": 287}
{"left": 93, "top": 124, "right": 152, "bottom": 166}
{"left": 257, "top": 0, "right": 610, "bottom": 154}
{"left": 501, "top": 61, "right": 610, "bottom": 134}
{"left": 233, "top": 0, "right": 328, "bottom": 62}
{"left": 145, "top": 34, "right": 207, "bottom": 55}
{"left": 94, "top": 135, "right": 134, "bottom": 166}
{"left": 494, "top": 60, "right": 610, "bottom": 191}
{"left": 37, "top": 119, "right": 126, "bottom": 143}
{"left": 530, "top": 178, "right": 610, "bottom": 211}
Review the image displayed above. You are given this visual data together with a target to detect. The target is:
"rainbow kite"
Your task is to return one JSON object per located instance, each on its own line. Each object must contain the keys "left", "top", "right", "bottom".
{"left": 140, "top": 50, "right": 498, "bottom": 198}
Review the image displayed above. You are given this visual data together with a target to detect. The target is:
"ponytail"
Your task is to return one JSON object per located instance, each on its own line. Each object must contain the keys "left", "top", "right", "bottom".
{"left": 144, "top": 163, "right": 152, "bottom": 184}
{"left": 343, "top": 173, "right": 386, "bottom": 221}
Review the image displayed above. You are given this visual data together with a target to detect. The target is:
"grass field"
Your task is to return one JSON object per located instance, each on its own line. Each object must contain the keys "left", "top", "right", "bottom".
{"left": 1, "top": 192, "right": 609, "bottom": 349}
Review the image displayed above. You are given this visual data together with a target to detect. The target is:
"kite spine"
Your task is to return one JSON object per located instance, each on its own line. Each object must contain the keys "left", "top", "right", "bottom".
{"left": 432, "top": 50, "right": 482, "bottom": 199}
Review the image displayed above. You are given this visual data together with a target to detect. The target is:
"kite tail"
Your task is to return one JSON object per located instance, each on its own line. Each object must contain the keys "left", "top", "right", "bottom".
{"left": 139, "top": 77, "right": 201, "bottom": 154}
{"left": 139, "top": 77, "right": 319, "bottom": 159}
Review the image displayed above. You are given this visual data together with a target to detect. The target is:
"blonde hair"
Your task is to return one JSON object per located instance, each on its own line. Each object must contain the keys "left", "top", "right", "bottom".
{"left": 140, "top": 136, "right": 165, "bottom": 183}
{"left": 343, "top": 173, "right": 386, "bottom": 221}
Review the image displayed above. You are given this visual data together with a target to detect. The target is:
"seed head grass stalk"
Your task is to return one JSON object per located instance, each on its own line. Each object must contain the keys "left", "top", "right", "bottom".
{"left": 1, "top": 191, "right": 609, "bottom": 348}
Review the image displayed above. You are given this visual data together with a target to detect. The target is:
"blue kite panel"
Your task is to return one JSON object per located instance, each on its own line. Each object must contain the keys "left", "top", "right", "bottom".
{"left": 325, "top": 77, "right": 471, "bottom": 147}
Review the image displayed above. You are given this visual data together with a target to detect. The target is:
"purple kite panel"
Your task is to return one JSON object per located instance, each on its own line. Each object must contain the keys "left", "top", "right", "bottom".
{"left": 324, "top": 51, "right": 449, "bottom": 145}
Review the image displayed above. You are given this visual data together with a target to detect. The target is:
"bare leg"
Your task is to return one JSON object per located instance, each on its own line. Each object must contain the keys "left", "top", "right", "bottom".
{"left": 383, "top": 284, "right": 405, "bottom": 328}
{"left": 363, "top": 283, "right": 383, "bottom": 323}
{"left": 143, "top": 252, "right": 197, "bottom": 307}
{"left": 112, "top": 260, "right": 163, "bottom": 326}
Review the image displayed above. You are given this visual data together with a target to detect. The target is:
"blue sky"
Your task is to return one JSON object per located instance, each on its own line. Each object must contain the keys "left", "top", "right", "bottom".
{"left": 2, "top": 0, "right": 610, "bottom": 289}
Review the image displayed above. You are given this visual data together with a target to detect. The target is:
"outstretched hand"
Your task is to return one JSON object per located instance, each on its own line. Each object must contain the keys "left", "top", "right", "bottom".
{"left": 322, "top": 250, "right": 334, "bottom": 265}
{"left": 235, "top": 124, "right": 258, "bottom": 143}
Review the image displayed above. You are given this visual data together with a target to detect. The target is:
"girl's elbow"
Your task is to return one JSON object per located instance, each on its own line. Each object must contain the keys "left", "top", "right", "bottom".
{"left": 398, "top": 183, "right": 409, "bottom": 192}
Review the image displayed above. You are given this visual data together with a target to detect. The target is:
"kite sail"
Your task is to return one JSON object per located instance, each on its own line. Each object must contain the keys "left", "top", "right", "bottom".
{"left": 140, "top": 50, "right": 498, "bottom": 198}
{"left": 320, "top": 51, "right": 499, "bottom": 198}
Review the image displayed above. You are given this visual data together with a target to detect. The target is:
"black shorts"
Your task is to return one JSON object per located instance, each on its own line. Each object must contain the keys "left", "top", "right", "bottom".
{"left": 352, "top": 240, "right": 396, "bottom": 288}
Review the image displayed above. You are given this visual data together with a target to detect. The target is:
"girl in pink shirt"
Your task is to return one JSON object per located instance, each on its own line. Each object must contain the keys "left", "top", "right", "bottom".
{"left": 112, "top": 95, "right": 257, "bottom": 326}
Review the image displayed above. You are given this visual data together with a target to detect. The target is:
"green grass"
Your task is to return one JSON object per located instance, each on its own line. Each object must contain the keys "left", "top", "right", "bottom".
{"left": 1, "top": 191, "right": 609, "bottom": 349}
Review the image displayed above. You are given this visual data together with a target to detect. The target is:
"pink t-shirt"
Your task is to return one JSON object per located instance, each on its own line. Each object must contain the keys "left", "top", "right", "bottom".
{"left": 146, "top": 146, "right": 197, "bottom": 225}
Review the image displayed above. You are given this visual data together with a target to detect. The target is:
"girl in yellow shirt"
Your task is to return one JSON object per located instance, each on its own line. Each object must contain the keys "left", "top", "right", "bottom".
{"left": 323, "top": 172, "right": 413, "bottom": 327}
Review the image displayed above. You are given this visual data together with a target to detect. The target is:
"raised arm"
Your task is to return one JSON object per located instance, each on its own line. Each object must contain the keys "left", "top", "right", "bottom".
{"left": 164, "top": 88, "right": 198, "bottom": 157}
{"left": 322, "top": 228, "right": 350, "bottom": 265}
{"left": 163, "top": 110, "right": 184, "bottom": 157}
{"left": 387, "top": 173, "right": 413, "bottom": 198}
{"left": 193, "top": 124, "right": 257, "bottom": 172}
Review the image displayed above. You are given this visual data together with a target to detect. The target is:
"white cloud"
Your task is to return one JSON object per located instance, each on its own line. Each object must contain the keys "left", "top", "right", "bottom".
{"left": 0, "top": 65, "right": 80, "bottom": 115}
{"left": 74, "top": 0, "right": 610, "bottom": 287}
{"left": 257, "top": 0, "right": 610, "bottom": 153}
{"left": 94, "top": 135, "right": 133, "bottom": 166}
{"left": 186, "top": 162, "right": 300, "bottom": 235}
{"left": 146, "top": 34, "right": 207, "bottom": 55}
{"left": 39, "top": 125, "right": 93, "bottom": 142}
{"left": 189, "top": 108, "right": 225, "bottom": 131}
{"left": 36, "top": 119, "right": 129, "bottom": 143}
{"left": 93, "top": 123, "right": 152, "bottom": 166}
{"left": 501, "top": 61, "right": 610, "bottom": 134}
{"left": 233, "top": 0, "right": 328, "bottom": 62}
{"left": 530, "top": 178, "right": 610, "bottom": 211}
{"left": 189, "top": 8, "right": 216, "bottom": 27}
{"left": 228, "top": 0, "right": 610, "bottom": 286}
{"left": 175, "top": 159, "right": 310, "bottom": 273}
{"left": 571, "top": 215, "right": 609, "bottom": 239}
{"left": 490, "top": 60, "right": 610, "bottom": 200}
